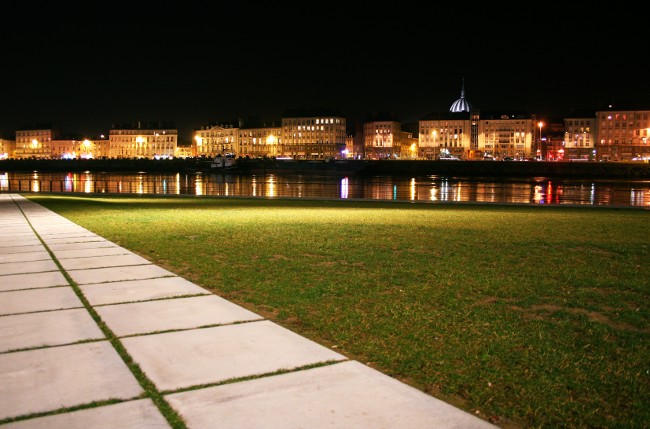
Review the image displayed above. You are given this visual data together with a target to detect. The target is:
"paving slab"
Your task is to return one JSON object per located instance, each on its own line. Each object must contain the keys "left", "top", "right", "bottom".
{"left": 58, "top": 253, "right": 152, "bottom": 271}
{"left": 26, "top": 216, "right": 69, "bottom": 222}
{"left": 33, "top": 226, "right": 86, "bottom": 235}
{"left": 165, "top": 360, "right": 497, "bottom": 429}
{"left": 0, "top": 259, "right": 59, "bottom": 276}
{"left": 0, "top": 250, "right": 51, "bottom": 263}
{"left": 0, "top": 271, "right": 69, "bottom": 292}
{"left": 0, "top": 244, "right": 48, "bottom": 255}
{"left": 25, "top": 212, "right": 75, "bottom": 218}
{"left": 80, "top": 276, "right": 211, "bottom": 305}
{"left": 40, "top": 233, "right": 99, "bottom": 242}
{"left": 0, "top": 287, "right": 82, "bottom": 315}
{"left": 1, "top": 399, "right": 171, "bottom": 429}
{"left": 53, "top": 246, "right": 132, "bottom": 259}
{"left": 0, "top": 230, "right": 35, "bottom": 237}
{"left": 0, "top": 221, "right": 30, "bottom": 226}
{"left": 38, "top": 230, "right": 86, "bottom": 237}
{"left": 32, "top": 221, "right": 83, "bottom": 228}
{"left": 26, "top": 217, "right": 70, "bottom": 223}
{"left": 47, "top": 241, "right": 118, "bottom": 251}
{"left": 41, "top": 236, "right": 105, "bottom": 245}
{"left": 95, "top": 295, "right": 263, "bottom": 337}
{"left": 39, "top": 230, "right": 97, "bottom": 238}
{"left": 67, "top": 265, "right": 177, "bottom": 285}
{"left": 0, "top": 237, "right": 35, "bottom": 243}
{"left": 0, "top": 341, "right": 144, "bottom": 420}
{"left": 0, "top": 308, "right": 105, "bottom": 352}
{"left": 0, "top": 238, "right": 42, "bottom": 248}
{"left": 121, "top": 320, "right": 346, "bottom": 392}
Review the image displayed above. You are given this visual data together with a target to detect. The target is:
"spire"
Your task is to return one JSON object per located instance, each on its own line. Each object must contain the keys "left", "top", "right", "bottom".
{"left": 449, "top": 78, "right": 472, "bottom": 113}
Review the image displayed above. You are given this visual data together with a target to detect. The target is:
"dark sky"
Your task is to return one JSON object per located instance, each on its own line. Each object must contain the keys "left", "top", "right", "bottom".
{"left": 2, "top": 3, "right": 647, "bottom": 142}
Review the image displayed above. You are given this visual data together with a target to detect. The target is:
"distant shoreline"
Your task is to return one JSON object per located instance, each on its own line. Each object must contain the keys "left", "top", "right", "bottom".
{"left": 1, "top": 158, "right": 649, "bottom": 179}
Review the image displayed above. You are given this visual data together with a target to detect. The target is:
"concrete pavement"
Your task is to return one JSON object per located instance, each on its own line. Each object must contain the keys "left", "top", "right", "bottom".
{"left": 0, "top": 193, "right": 498, "bottom": 428}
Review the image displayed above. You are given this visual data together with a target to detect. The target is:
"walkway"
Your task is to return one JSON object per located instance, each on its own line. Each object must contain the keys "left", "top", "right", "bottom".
{"left": 0, "top": 193, "right": 497, "bottom": 428}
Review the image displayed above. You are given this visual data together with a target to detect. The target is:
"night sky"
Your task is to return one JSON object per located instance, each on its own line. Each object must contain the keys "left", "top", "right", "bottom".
{"left": 2, "top": 3, "right": 647, "bottom": 143}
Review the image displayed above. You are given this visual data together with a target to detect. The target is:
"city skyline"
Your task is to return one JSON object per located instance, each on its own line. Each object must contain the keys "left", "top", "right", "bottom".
{"left": 2, "top": 3, "right": 647, "bottom": 142}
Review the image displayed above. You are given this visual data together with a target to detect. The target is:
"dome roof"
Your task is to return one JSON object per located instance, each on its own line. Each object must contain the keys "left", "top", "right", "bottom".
{"left": 449, "top": 80, "right": 472, "bottom": 113}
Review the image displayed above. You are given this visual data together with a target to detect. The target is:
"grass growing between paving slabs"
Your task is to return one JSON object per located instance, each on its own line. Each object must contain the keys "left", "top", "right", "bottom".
{"left": 27, "top": 194, "right": 650, "bottom": 429}
{"left": 0, "top": 206, "right": 188, "bottom": 429}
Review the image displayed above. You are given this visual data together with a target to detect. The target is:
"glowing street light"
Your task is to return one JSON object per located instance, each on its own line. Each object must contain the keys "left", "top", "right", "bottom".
{"left": 136, "top": 136, "right": 144, "bottom": 158}
{"left": 266, "top": 134, "right": 277, "bottom": 157}
{"left": 194, "top": 135, "right": 203, "bottom": 157}
{"left": 82, "top": 139, "right": 92, "bottom": 158}
{"left": 431, "top": 130, "right": 438, "bottom": 158}
{"left": 537, "top": 121, "right": 544, "bottom": 160}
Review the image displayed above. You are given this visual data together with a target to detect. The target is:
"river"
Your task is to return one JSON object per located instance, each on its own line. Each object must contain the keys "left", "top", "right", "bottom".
{"left": 1, "top": 171, "right": 649, "bottom": 208}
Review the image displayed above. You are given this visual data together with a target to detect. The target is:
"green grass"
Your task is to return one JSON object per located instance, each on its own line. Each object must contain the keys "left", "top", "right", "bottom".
{"left": 25, "top": 194, "right": 650, "bottom": 428}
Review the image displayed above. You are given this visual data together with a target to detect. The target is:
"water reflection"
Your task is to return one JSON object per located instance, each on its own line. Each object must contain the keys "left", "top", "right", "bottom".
{"left": 269, "top": 175, "right": 276, "bottom": 198}
{"left": 1, "top": 171, "right": 649, "bottom": 208}
{"left": 341, "top": 177, "right": 349, "bottom": 199}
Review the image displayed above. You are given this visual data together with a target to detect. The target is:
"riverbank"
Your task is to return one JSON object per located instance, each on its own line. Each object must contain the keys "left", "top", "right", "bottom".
{"left": 237, "top": 158, "right": 650, "bottom": 179}
{"left": 2, "top": 157, "right": 650, "bottom": 179}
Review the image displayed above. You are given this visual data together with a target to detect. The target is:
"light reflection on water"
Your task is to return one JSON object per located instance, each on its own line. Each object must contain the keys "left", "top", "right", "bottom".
{"left": 1, "top": 171, "right": 649, "bottom": 208}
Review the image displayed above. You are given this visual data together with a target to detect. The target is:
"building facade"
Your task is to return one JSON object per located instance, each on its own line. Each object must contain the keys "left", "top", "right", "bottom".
{"left": 279, "top": 110, "right": 346, "bottom": 159}
{"left": 109, "top": 122, "right": 178, "bottom": 159}
{"left": 175, "top": 144, "right": 193, "bottom": 158}
{"left": 51, "top": 138, "right": 96, "bottom": 159}
{"left": 419, "top": 113, "right": 472, "bottom": 159}
{"left": 238, "top": 125, "right": 281, "bottom": 158}
{"left": 0, "top": 138, "right": 16, "bottom": 159}
{"left": 363, "top": 119, "right": 401, "bottom": 159}
{"left": 418, "top": 82, "right": 536, "bottom": 161}
{"left": 194, "top": 123, "right": 239, "bottom": 158}
{"left": 14, "top": 125, "right": 58, "bottom": 159}
{"left": 595, "top": 106, "right": 650, "bottom": 161}
{"left": 478, "top": 113, "right": 535, "bottom": 160}
{"left": 4, "top": 87, "right": 648, "bottom": 162}
{"left": 563, "top": 114, "right": 596, "bottom": 160}
{"left": 400, "top": 130, "right": 418, "bottom": 159}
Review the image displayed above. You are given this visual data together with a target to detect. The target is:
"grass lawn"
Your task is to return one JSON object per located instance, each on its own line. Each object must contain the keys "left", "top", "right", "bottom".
{"left": 25, "top": 194, "right": 650, "bottom": 428}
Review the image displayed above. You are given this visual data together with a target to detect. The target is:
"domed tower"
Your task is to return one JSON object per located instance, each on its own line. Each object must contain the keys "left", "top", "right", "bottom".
{"left": 450, "top": 79, "right": 472, "bottom": 113}
{"left": 448, "top": 79, "right": 480, "bottom": 157}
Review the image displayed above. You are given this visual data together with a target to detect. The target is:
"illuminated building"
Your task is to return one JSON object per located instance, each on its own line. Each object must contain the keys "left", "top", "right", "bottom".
{"left": 279, "top": 109, "right": 346, "bottom": 159}
{"left": 595, "top": 104, "right": 650, "bottom": 161}
{"left": 420, "top": 83, "right": 535, "bottom": 160}
{"left": 14, "top": 124, "right": 58, "bottom": 159}
{"left": 363, "top": 114, "right": 401, "bottom": 159}
{"left": 109, "top": 121, "right": 177, "bottom": 159}
{"left": 238, "top": 123, "right": 281, "bottom": 158}
{"left": 0, "top": 138, "right": 16, "bottom": 159}
{"left": 478, "top": 112, "right": 535, "bottom": 160}
{"left": 563, "top": 113, "right": 596, "bottom": 160}
{"left": 193, "top": 122, "right": 239, "bottom": 158}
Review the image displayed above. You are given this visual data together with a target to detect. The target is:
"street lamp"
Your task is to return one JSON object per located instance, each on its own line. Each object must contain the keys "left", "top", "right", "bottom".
{"left": 82, "top": 139, "right": 91, "bottom": 158}
{"left": 267, "top": 134, "right": 277, "bottom": 157}
{"left": 194, "top": 135, "right": 203, "bottom": 157}
{"left": 31, "top": 139, "right": 39, "bottom": 158}
{"left": 432, "top": 130, "right": 437, "bottom": 159}
{"left": 136, "top": 136, "right": 144, "bottom": 158}
{"left": 537, "top": 121, "right": 544, "bottom": 160}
